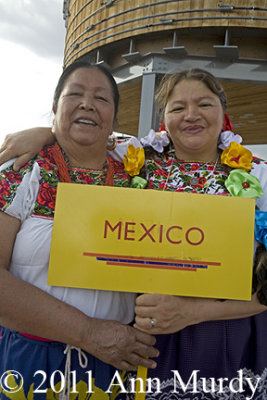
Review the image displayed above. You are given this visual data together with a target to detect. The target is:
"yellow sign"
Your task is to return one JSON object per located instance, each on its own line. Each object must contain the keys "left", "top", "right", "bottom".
{"left": 48, "top": 183, "right": 255, "bottom": 300}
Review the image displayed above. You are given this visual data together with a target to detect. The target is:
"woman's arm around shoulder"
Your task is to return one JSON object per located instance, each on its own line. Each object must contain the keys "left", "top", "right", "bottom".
{"left": 0, "top": 127, "right": 54, "bottom": 170}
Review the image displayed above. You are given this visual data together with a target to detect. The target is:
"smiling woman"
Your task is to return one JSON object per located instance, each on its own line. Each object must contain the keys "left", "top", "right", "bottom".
{"left": 52, "top": 66, "right": 116, "bottom": 169}
{"left": 163, "top": 80, "right": 224, "bottom": 162}
{"left": 0, "top": 59, "right": 158, "bottom": 400}
{"left": 156, "top": 68, "right": 227, "bottom": 163}
{"left": 0, "top": 67, "right": 267, "bottom": 399}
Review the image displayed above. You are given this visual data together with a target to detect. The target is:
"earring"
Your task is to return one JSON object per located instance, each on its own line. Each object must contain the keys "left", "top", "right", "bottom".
{"left": 107, "top": 135, "right": 117, "bottom": 151}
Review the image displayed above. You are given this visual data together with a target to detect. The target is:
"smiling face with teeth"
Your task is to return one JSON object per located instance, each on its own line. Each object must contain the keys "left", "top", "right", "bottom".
{"left": 52, "top": 66, "right": 116, "bottom": 168}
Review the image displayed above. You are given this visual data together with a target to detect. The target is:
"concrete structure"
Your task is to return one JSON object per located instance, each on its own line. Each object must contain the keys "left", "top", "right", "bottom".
{"left": 62, "top": 0, "right": 267, "bottom": 146}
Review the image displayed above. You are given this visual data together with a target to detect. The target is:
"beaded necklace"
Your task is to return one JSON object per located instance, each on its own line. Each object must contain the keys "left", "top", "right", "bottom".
{"left": 52, "top": 141, "right": 114, "bottom": 186}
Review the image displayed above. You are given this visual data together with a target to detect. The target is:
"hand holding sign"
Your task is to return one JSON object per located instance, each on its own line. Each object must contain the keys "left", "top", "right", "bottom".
{"left": 134, "top": 293, "right": 205, "bottom": 334}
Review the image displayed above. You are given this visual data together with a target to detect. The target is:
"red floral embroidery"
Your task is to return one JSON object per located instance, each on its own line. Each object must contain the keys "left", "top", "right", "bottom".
{"left": 191, "top": 164, "right": 200, "bottom": 171}
{"left": 38, "top": 159, "right": 54, "bottom": 171}
{"left": 37, "top": 183, "right": 57, "bottom": 210}
{"left": 0, "top": 179, "right": 11, "bottom": 197}
{"left": 4, "top": 171, "right": 22, "bottom": 184}
{"left": 207, "top": 165, "right": 215, "bottom": 171}
{"left": 198, "top": 177, "right": 207, "bottom": 188}
{"left": 78, "top": 174, "right": 96, "bottom": 184}
{"left": 154, "top": 168, "right": 169, "bottom": 178}
{"left": 179, "top": 164, "right": 187, "bottom": 173}
{"left": 0, "top": 145, "right": 130, "bottom": 217}
{"left": 146, "top": 150, "right": 231, "bottom": 195}
{"left": 167, "top": 159, "right": 174, "bottom": 167}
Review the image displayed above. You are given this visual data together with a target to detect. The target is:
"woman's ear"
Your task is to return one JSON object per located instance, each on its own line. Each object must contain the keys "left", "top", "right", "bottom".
{"left": 51, "top": 119, "right": 56, "bottom": 135}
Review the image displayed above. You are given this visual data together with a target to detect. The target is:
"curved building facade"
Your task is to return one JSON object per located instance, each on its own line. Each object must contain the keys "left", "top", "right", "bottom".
{"left": 62, "top": 0, "right": 267, "bottom": 145}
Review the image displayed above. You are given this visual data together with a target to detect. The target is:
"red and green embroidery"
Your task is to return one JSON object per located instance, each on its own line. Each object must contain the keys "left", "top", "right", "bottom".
{"left": 0, "top": 145, "right": 130, "bottom": 218}
{"left": 146, "top": 150, "right": 230, "bottom": 194}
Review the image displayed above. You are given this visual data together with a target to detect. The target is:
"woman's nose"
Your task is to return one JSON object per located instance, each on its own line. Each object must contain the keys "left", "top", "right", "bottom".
{"left": 79, "top": 96, "right": 95, "bottom": 111}
{"left": 184, "top": 105, "right": 199, "bottom": 121}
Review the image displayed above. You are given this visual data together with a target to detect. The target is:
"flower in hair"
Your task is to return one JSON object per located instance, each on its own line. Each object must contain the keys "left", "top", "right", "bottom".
{"left": 223, "top": 113, "right": 234, "bottom": 132}
{"left": 255, "top": 210, "right": 267, "bottom": 250}
{"left": 221, "top": 142, "right": 252, "bottom": 172}
{"left": 123, "top": 144, "right": 145, "bottom": 177}
{"left": 225, "top": 169, "right": 263, "bottom": 199}
{"left": 140, "top": 128, "right": 170, "bottom": 153}
{"left": 218, "top": 130, "right": 243, "bottom": 150}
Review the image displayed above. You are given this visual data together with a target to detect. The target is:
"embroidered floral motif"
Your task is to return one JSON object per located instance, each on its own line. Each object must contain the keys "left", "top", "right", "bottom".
{"left": 37, "top": 182, "right": 57, "bottom": 211}
{"left": 146, "top": 150, "right": 230, "bottom": 195}
{"left": 0, "top": 145, "right": 130, "bottom": 218}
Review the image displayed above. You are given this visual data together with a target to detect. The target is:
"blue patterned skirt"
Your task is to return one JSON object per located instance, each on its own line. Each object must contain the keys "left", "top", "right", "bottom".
{"left": 0, "top": 327, "right": 127, "bottom": 400}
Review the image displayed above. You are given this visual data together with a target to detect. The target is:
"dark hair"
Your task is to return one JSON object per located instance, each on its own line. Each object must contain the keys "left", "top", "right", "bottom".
{"left": 53, "top": 60, "right": 120, "bottom": 119}
{"left": 156, "top": 68, "right": 227, "bottom": 120}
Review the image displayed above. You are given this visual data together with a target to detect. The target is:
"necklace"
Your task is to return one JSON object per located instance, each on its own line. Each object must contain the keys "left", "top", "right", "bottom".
{"left": 202, "top": 155, "right": 219, "bottom": 194}
{"left": 162, "top": 154, "right": 220, "bottom": 193}
{"left": 52, "top": 141, "right": 114, "bottom": 186}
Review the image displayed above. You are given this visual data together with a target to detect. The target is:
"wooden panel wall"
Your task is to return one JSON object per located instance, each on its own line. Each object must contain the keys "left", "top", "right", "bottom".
{"left": 116, "top": 80, "right": 142, "bottom": 136}
{"left": 64, "top": 0, "right": 267, "bottom": 66}
{"left": 223, "top": 82, "right": 267, "bottom": 144}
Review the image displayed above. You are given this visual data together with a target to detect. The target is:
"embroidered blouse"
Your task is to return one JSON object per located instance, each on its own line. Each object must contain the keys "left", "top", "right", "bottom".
{"left": 145, "top": 148, "right": 267, "bottom": 207}
{"left": 0, "top": 144, "right": 136, "bottom": 324}
{"left": 0, "top": 144, "right": 130, "bottom": 218}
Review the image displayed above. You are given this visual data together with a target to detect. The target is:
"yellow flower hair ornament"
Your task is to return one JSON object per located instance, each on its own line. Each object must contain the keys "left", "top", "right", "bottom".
{"left": 123, "top": 144, "right": 145, "bottom": 177}
{"left": 221, "top": 142, "right": 252, "bottom": 172}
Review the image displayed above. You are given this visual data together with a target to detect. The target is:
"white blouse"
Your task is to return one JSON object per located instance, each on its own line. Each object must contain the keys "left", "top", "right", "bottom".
{"left": 0, "top": 158, "right": 136, "bottom": 324}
